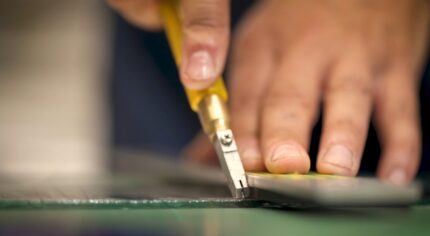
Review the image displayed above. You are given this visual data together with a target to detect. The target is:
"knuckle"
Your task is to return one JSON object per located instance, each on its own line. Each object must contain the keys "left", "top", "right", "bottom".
{"left": 288, "top": 22, "right": 333, "bottom": 49}
{"left": 185, "top": 16, "right": 224, "bottom": 32}
{"left": 328, "top": 75, "right": 373, "bottom": 98}
{"left": 384, "top": 95, "right": 417, "bottom": 120}
{"left": 390, "top": 121, "right": 421, "bottom": 144}
{"left": 333, "top": 119, "right": 364, "bottom": 135}
{"left": 265, "top": 90, "right": 315, "bottom": 115}
{"left": 398, "top": 139, "right": 420, "bottom": 155}
{"left": 230, "top": 33, "right": 266, "bottom": 69}
{"left": 326, "top": 118, "right": 366, "bottom": 148}
{"left": 264, "top": 90, "right": 317, "bottom": 126}
{"left": 183, "top": 2, "right": 227, "bottom": 31}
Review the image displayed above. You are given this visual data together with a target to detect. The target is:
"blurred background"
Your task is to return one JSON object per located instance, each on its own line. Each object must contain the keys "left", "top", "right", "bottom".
{"left": 0, "top": 0, "right": 111, "bottom": 178}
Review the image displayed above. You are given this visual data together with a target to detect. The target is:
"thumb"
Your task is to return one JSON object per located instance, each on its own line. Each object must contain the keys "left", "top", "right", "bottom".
{"left": 179, "top": 0, "right": 230, "bottom": 90}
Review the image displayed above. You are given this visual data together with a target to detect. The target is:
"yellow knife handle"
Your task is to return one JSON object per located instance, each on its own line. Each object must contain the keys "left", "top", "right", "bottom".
{"left": 160, "top": 0, "right": 228, "bottom": 112}
{"left": 160, "top": 1, "right": 250, "bottom": 199}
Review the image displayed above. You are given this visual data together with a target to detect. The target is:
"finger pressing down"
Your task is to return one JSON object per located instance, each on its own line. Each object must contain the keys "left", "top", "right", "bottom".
{"left": 375, "top": 67, "right": 421, "bottom": 185}
{"left": 317, "top": 51, "right": 373, "bottom": 176}
{"left": 229, "top": 24, "right": 274, "bottom": 171}
{"left": 261, "top": 48, "right": 327, "bottom": 174}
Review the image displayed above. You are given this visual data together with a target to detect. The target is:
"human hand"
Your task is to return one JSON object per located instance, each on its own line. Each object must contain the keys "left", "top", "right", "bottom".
{"left": 108, "top": 0, "right": 230, "bottom": 89}
{"left": 186, "top": 0, "right": 430, "bottom": 185}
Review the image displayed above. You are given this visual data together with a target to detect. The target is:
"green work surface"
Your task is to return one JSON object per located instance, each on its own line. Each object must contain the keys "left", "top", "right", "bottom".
{"left": 1, "top": 206, "right": 430, "bottom": 235}
{"left": 1, "top": 151, "right": 430, "bottom": 235}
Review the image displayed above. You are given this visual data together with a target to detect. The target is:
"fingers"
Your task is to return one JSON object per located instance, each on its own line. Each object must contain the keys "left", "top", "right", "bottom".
{"left": 109, "top": 0, "right": 230, "bottom": 89}
{"left": 180, "top": 0, "right": 230, "bottom": 89}
{"left": 108, "top": 0, "right": 163, "bottom": 31}
{"left": 229, "top": 24, "right": 273, "bottom": 171}
{"left": 375, "top": 68, "right": 421, "bottom": 185}
{"left": 316, "top": 50, "right": 373, "bottom": 176}
{"left": 260, "top": 48, "right": 327, "bottom": 174}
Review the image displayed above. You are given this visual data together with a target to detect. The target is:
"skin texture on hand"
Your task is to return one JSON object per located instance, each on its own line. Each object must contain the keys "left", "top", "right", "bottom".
{"left": 108, "top": 0, "right": 430, "bottom": 185}
{"left": 108, "top": 0, "right": 229, "bottom": 89}
{"left": 185, "top": 0, "right": 430, "bottom": 185}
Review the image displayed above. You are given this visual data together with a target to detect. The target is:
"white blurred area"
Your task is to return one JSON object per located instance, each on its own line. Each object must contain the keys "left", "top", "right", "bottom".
{"left": 0, "top": 0, "right": 111, "bottom": 178}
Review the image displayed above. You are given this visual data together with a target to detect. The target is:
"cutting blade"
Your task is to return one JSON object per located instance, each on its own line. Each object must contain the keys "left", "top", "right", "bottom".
{"left": 212, "top": 129, "right": 250, "bottom": 198}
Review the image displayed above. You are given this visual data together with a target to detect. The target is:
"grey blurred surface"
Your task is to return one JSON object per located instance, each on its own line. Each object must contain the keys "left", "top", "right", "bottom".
{"left": 0, "top": 0, "right": 111, "bottom": 178}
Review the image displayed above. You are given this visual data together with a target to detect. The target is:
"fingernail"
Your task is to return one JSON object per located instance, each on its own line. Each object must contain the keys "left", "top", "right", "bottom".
{"left": 322, "top": 145, "right": 354, "bottom": 170}
{"left": 387, "top": 168, "right": 408, "bottom": 185}
{"left": 185, "top": 50, "right": 216, "bottom": 81}
{"left": 241, "top": 147, "right": 261, "bottom": 160}
{"left": 271, "top": 145, "right": 301, "bottom": 162}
